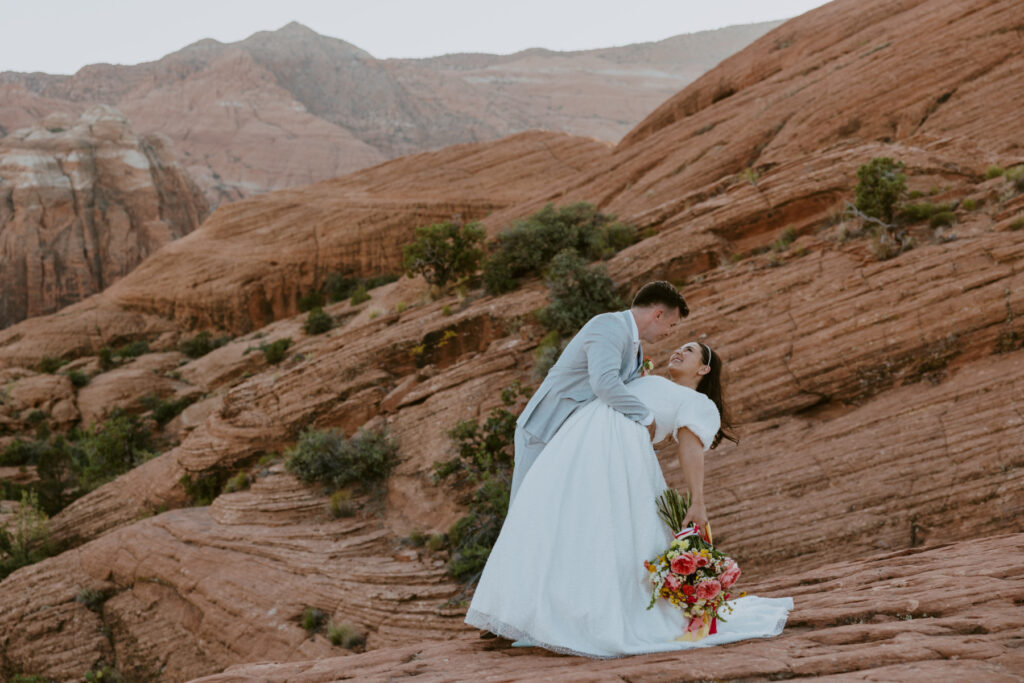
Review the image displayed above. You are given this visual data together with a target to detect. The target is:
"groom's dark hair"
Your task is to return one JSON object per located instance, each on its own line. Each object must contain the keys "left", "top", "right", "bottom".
{"left": 631, "top": 281, "right": 688, "bottom": 317}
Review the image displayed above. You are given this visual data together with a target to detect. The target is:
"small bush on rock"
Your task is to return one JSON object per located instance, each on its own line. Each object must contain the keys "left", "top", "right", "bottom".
{"left": 0, "top": 490, "right": 53, "bottom": 580}
{"left": 38, "top": 356, "right": 66, "bottom": 374}
{"left": 482, "top": 203, "right": 636, "bottom": 294}
{"left": 304, "top": 307, "right": 333, "bottom": 335}
{"left": 402, "top": 220, "right": 485, "bottom": 290}
{"left": 179, "top": 331, "right": 230, "bottom": 359}
{"left": 327, "top": 621, "right": 366, "bottom": 649}
{"left": 433, "top": 383, "right": 530, "bottom": 584}
{"left": 855, "top": 157, "right": 906, "bottom": 223}
{"left": 286, "top": 427, "right": 398, "bottom": 493}
{"left": 537, "top": 250, "right": 624, "bottom": 337}
{"left": 262, "top": 338, "right": 292, "bottom": 364}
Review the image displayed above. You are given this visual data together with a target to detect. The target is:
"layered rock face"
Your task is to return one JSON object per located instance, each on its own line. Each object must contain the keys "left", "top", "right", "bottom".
{"left": 0, "top": 0, "right": 1023, "bottom": 680}
{"left": 0, "top": 106, "right": 208, "bottom": 329}
{"left": 0, "top": 21, "right": 780, "bottom": 205}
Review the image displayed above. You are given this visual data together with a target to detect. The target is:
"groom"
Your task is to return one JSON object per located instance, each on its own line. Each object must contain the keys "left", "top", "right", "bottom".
{"left": 511, "top": 281, "right": 689, "bottom": 504}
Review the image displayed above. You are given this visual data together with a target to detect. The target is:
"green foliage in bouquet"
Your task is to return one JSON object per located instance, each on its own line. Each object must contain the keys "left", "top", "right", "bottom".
{"left": 434, "top": 382, "right": 531, "bottom": 584}
{"left": 655, "top": 488, "right": 692, "bottom": 534}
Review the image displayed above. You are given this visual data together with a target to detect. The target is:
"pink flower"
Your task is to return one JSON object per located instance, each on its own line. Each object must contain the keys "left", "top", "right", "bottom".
{"left": 720, "top": 560, "right": 741, "bottom": 589}
{"left": 670, "top": 553, "right": 697, "bottom": 575}
{"left": 695, "top": 555, "right": 711, "bottom": 568}
{"left": 664, "top": 574, "right": 682, "bottom": 592}
{"left": 685, "top": 615, "right": 704, "bottom": 634}
{"left": 696, "top": 579, "right": 722, "bottom": 601}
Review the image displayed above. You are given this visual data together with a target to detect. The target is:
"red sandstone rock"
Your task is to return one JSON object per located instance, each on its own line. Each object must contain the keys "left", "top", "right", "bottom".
{"left": 0, "top": 105, "right": 208, "bottom": 329}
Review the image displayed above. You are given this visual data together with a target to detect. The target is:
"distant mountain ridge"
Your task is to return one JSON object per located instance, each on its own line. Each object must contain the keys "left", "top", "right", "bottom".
{"left": 0, "top": 20, "right": 781, "bottom": 206}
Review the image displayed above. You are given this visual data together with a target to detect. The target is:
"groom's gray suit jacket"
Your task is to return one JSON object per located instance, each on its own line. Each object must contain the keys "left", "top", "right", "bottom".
{"left": 511, "top": 311, "right": 650, "bottom": 502}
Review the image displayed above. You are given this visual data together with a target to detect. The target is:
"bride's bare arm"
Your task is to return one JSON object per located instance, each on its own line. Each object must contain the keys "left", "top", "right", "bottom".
{"left": 677, "top": 428, "right": 708, "bottom": 528}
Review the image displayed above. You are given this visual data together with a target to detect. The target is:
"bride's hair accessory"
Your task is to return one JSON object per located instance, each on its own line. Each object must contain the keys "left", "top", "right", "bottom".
{"left": 702, "top": 343, "right": 713, "bottom": 367}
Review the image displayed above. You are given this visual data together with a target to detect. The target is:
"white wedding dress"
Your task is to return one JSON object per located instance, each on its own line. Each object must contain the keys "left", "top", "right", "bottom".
{"left": 465, "top": 375, "right": 793, "bottom": 658}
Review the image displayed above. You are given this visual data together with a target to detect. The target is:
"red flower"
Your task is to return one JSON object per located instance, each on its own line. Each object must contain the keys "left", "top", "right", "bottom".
{"left": 664, "top": 573, "right": 683, "bottom": 592}
{"left": 682, "top": 584, "right": 696, "bottom": 596}
{"left": 670, "top": 553, "right": 698, "bottom": 575}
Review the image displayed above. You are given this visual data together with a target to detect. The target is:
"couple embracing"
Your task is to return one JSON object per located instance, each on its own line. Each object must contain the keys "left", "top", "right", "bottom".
{"left": 465, "top": 281, "right": 793, "bottom": 658}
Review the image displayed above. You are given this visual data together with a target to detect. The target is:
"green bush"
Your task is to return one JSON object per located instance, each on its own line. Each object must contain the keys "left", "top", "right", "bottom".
{"left": 433, "top": 383, "right": 529, "bottom": 584}
{"left": 772, "top": 226, "right": 797, "bottom": 252}
{"left": 74, "top": 411, "right": 155, "bottom": 492}
{"left": 0, "top": 435, "right": 80, "bottom": 514}
{"left": 929, "top": 211, "right": 957, "bottom": 229}
{"left": 98, "top": 347, "right": 114, "bottom": 370}
{"left": 855, "top": 157, "right": 906, "bottom": 223}
{"left": 985, "top": 165, "right": 1005, "bottom": 179}
{"left": 349, "top": 285, "right": 370, "bottom": 305}
{"left": 304, "top": 307, "right": 333, "bottom": 335}
{"left": 329, "top": 488, "right": 355, "bottom": 517}
{"left": 323, "top": 272, "right": 399, "bottom": 303}
{"left": 537, "top": 250, "right": 624, "bottom": 337}
{"left": 179, "top": 331, "right": 230, "bottom": 359}
{"left": 1006, "top": 165, "right": 1024, "bottom": 192}
{"left": 0, "top": 490, "right": 53, "bottom": 580}
{"left": 482, "top": 203, "right": 636, "bottom": 294}
{"left": 116, "top": 340, "right": 149, "bottom": 359}
{"left": 302, "top": 606, "right": 328, "bottom": 632}
{"left": 298, "top": 291, "right": 325, "bottom": 312}
{"left": 140, "top": 393, "right": 196, "bottom": 427}
{"left": 75, "top": 587, "right": 111, "bottom": 612}
{"left": 262, "top": 338, "right": 292, "bottom": 364}
{"left": 327, "top": 621, "right": 366, "bottom": 649}
{"left": 402, "top": 221, "right": 486, "bottom": 289}
{"left": 179, "top": 469, "right": 231, "bottom": 506}
{"left": 961, "top": 198, "right": 978, "bottom": 211}
{"left": 38, "top": 356, "right": 66, "bottom": 374}
{"left": 223, "top": 471, "right": 250, "bottom": 493}
{"left": 67, "top": 370, "right": 90, "bottom": 388}
{"left": 286, "top": 426, "right": 398, "bottom": 493}
{"left": 899, "top": 201, "right": 953, "bottom": 222}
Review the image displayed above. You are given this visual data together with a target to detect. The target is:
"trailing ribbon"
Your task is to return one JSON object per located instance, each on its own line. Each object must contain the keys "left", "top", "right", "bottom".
{"left": 673, "top": 522, "right": 712, "bottom": 544}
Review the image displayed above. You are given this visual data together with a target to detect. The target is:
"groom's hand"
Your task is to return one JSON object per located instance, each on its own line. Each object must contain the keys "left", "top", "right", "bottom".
{"left": 647, "top": 419, "right": 657, "bottom": 441}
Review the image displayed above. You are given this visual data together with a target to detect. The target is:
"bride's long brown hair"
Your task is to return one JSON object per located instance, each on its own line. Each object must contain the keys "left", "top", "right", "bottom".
{"left": 697, "top": 344, "right": 736, "bottom": 449}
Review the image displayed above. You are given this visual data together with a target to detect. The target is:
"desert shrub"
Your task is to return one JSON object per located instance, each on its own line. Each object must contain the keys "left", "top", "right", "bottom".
{"left": 329, "top": 489, "right": 355, "bottom": 517}
{"left": 179, "top": 331, "right": 230, "bottom": 359}
{"left": 426, "top": 533, "right": 446, "bottom": 552}
{"left": 929, "top": 211, "right": 957, "bottom": 229}
{"left": 985, "top": 165, "right": 1005, "bottom": 179}
{"left": 98, "top": 347, "right": 115, "bottom": 370}
{"left": 304, "top": 307, "right": 334, "bottom": 335}
{"left": 75, "top": 587, "right": 112, "bottom": 612}
{"left": 961, "top": 198, "right": 978, "bottom": 211}
{"left": 179, "top": 469, "right": 231, "bottom": 506}
{"left": 482, "top": 203, "right": 636, "bottom": 294}
{"left": 855, "top": 157, "right": 906, "bottom": 223}
{"left": 139, "top": 394, "right": 196, "bottom": 428}
{"left": 38, "top": 356, "right": 66, "bottom": 374}
{"left": 0, "top": 435, "right": 80, "bottom": 514}
{"left": 899, "top": 201, "right": 953, "bottom": 222}
{"left": 116, "top": 340, "right": 149, "bottom": 359}
{"left": 0, "top": 490, "right": 53, "bottom": 580}
{"left": 74, "top": 411, "right": 155, "bottom": 492}
{"left": 302, "top": 606, "right": 328, "bottom": 632}
{"left": 433, "top": 383, "right": 529, "bottom": 584}
{"left": 323, "top": 272, "right": 399, "bottom": 303}
{"left": 223, "top": 471, "right": 250, "bottom": 493}
{"left": 870, "top": 230, "right": 907, "bottom": 261}
{"left": 67, "top": 370, "right": 90, "bottom": 388}
{"left": 441, "top": 304, "right": 453, "bottom": 316}
{"left": 1006, "top": 165, "right": 1024, "bottom": 192}
{"left": 262, "top": 338, "right": 292, "bottom": 364}
{"left": 327, "top": 621, "right": 366, "bottom": 649}
{"left": 402, "top": 221, "right": 486, "bottom": 289}
{"left": 772, "top": 226, "right": 797, "bottom": 252}
{"left": 1010, "top": 217, "right": 1024, "bottom": 231}
{"left": 537, "top": 250, "right": 624, "bottom": 337}
{"left": 298, "top": 291, "right": 324, "bottom": 312}
{"left": 286, "top": 426, "right": 398, "bottom": 493}
{"left": 349, "top": 285, "right": 370, "bottom": 305}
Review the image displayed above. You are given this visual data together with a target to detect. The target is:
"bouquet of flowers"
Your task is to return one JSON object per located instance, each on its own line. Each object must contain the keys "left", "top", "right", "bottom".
{"left": 643, "top": 489, "right": 743, "bottom": 641}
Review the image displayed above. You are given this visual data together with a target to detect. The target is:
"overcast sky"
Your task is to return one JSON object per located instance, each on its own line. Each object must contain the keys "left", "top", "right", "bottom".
{"left": 2, "top": 0, "right": 832, "bottom": 75}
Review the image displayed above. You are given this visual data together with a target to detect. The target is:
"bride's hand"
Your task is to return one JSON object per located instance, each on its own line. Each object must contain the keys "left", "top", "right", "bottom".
{"left": 682, "top": 500, "right": 709, "bottom": 529}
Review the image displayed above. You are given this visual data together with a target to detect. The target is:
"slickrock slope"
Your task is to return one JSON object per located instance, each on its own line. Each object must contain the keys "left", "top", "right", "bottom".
{"left": 0, "top": 105, "right": 208, "bottom": 328}
{"left": 0, "top": 21, "right": 779, "bottom": 205}
{"left": 194, "top": 533, "right": 1024, "bottom": 682}
{"left": 1, "top": 0, "right": 1023, "bottom": 680}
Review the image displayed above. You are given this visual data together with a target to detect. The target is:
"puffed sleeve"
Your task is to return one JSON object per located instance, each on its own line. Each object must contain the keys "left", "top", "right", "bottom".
{"left": 672, "top": 392, "right": 721, "bottom": 450}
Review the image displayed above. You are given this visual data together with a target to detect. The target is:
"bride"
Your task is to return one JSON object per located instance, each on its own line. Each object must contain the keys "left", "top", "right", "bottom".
{"left": 465, "top": 341, "right": 793, "bottom": 657}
